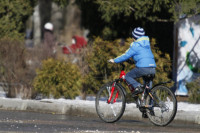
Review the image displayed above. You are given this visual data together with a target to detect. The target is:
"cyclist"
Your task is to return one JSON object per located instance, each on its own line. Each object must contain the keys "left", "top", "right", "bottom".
{"left": 109, "top": 27, "right": 156, "bottom": 97}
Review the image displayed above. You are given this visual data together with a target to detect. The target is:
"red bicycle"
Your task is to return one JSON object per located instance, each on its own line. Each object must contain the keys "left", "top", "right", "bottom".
{"left": 95, "top": 60, "right": 177, "bottom": 126}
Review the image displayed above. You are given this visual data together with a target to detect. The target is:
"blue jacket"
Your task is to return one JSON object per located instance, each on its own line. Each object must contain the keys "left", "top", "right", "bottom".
{"left": 114, "top": 36, "right": 156, "bottom": 68}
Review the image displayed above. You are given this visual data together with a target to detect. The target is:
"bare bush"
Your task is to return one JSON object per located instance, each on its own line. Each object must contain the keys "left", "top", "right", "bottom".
{"left": 0, "top": 38, "right": 36, "bottom": 98}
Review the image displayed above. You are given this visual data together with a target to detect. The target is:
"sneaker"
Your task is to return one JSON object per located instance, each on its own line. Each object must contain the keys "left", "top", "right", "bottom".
{"left": 132, "top": 86, "right": 143, "bottom": 97}
{"left": 149, "top": 109, "right": 155, "bottom": 116}
{"left": 142, "top": 111, "right": 148, "bottom": 118}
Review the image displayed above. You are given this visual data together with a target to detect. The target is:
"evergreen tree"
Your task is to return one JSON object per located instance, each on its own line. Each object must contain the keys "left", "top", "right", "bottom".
{"left": 95, "top": 0, "right": 200, "bottom": 22}
{"left": 0, "top": 0, "right": 36, "bottom": 39}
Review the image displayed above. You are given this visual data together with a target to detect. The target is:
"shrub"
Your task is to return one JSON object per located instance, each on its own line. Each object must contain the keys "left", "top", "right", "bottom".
{"left": 186, "top": 77, "right": 200, "bottom": 103}
{"left": 0, "top": 38, "right": 34, "bottom": 98}
{"left": 33, "top": 58, "right": 82, "bottom": 99}
{"left": 83, "top": 37, "right": 130, "bottom": 94}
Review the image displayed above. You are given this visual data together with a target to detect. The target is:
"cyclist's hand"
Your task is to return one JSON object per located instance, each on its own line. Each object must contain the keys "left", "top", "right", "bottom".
{"left": 108, "top": 59, "right": 115, "bottom": 63}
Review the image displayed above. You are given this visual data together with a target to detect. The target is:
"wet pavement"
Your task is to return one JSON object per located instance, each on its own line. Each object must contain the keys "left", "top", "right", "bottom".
{"left": 0, "top": 110, "right": 199, "bottom": 133}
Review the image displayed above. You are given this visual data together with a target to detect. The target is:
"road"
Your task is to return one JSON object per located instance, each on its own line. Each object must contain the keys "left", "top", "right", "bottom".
{"left": 0, "top": 109, "right": 199, "bottom": 133}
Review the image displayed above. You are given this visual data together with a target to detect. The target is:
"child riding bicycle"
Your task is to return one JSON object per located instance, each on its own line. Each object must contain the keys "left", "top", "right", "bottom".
{"left": 109, "top": 27, "right": 156, "bottom": 97}
{"left": 97, "top": 33, "right": 177, "bottom": 124}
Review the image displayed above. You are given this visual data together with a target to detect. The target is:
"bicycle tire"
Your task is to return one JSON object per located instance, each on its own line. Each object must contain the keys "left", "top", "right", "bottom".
{"left": 145, "top": 85, "right": 177, "bottom": 126}
{"left": 95, "top": 82, "right": 126, "bottom": 123}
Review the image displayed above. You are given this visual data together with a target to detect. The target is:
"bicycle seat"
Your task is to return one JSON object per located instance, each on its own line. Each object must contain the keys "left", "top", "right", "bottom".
{"left": 142, "top": 74, "right": 155, "bottom": 81}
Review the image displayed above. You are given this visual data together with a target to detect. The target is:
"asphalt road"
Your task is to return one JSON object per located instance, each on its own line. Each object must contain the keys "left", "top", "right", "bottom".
{"left": 0, "top": 109, "right": 199, "bottom": 133}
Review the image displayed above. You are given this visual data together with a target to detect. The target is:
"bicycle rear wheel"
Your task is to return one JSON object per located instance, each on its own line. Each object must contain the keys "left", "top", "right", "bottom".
{"left": 95, "top": 82, "right": 126, "bottom": 123}
{"left": 146, "top": 85, "right": 177, "bottom": 126}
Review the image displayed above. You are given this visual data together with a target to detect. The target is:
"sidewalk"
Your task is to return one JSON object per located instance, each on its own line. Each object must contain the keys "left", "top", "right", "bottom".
{"left": 0, "top": 98, "right": 199, "bottom": 125}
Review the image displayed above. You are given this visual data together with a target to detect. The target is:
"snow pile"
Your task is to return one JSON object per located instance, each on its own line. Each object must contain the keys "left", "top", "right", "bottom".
{"left": 177, "top": 102, "right": 200, "bottom": 111}
{"left": 40, "top": 98, "right": 200, "bottom": 112}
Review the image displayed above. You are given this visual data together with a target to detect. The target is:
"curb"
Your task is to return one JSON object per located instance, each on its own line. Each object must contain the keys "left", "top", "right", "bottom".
{"left": 174, "top": 110, "right": 200, "bottom": 124}
{"left": 0, "top": 98, "right": 199, "bottom": 125}
{"left": 0, "top": 99, "right": 97, "bottom": 117}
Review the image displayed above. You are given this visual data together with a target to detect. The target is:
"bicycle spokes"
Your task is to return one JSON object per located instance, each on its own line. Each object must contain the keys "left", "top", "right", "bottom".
{"left": 95, "top": 82, "right": 126, "bottom": 123}
{"left": 146, "top": 85, "right": 177, "bottom": 126}
{"left": 110, "top": 105, "right": 117, "bottom": 117}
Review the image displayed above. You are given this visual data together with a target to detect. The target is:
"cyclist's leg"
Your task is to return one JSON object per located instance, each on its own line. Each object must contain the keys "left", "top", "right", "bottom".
{"left": 125, "top": 68, "right": 141, "bottom": 88}
{"left": 125, "top": 67, "right": 155, "bottom": 95}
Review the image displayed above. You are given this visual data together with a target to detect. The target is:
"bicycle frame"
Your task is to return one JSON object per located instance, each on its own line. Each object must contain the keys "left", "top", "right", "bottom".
{"left": 107, "top": 63, "right": 154, "bottom": 106}
{"left": 107, "top": 62, "right": 155, "bottom": 105}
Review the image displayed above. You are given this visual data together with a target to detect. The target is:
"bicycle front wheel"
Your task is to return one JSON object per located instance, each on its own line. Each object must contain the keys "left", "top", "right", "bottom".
{"left": 95, "top": 82, "right": 126, "bottom": 123}
{"left": 146, "top": 85, "right": 177, "bottom": 126}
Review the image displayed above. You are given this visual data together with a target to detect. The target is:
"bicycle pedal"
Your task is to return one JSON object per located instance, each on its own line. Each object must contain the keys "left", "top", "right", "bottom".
{"left": 144, "top": 105, "right": 153, "bottom": 108}
{"left": 132, "top": 94, "right": 139, "bottom": 98}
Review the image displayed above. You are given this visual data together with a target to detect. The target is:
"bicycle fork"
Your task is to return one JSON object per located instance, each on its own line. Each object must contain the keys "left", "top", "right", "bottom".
{"left": 107, "top": 82, "right": 119, "bottom": 104}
